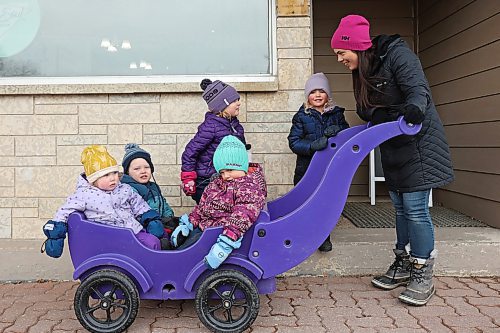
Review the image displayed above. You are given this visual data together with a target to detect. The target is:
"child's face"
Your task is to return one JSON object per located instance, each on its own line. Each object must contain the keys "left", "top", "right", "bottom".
{"left": 308, "top": 89, "right": 329, "bottom": 109}
{"left": 220, "top": 169, "right": 246, "bottom": 181}
{"left": 128, "top": 158, "right": 152, "bottom": 184}
{"left": 223, "top": 99, "right": 241, "bottom": 117}
{"left": 94, "top": 171, "right": 119, "bottom": 191}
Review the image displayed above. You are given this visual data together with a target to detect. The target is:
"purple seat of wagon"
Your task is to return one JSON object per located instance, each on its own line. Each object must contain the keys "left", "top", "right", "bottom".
{"left": 68, "top": 117, "right": 420, "bottom": 333}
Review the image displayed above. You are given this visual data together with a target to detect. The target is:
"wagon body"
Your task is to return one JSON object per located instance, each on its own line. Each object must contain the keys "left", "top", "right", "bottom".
{"left": 68, "top": 118, "right": 420, "bottom": 332}
{"left": 68, "top": 212, "right": 276, "bottom": 299}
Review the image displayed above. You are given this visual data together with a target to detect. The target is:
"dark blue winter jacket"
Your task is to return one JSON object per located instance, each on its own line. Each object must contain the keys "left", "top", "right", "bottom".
{"left": 288, "top": 104, "right": 349, "bottom": 184}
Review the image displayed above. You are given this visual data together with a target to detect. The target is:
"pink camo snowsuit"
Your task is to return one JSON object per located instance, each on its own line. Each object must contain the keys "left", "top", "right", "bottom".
{"left": 189, "top": 163, "right": 267, "bottom": 239}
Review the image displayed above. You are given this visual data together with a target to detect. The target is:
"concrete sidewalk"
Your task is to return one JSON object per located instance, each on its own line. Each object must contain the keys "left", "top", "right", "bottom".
{"left": 0, "top": 276, "right": 499, "bottom": 333}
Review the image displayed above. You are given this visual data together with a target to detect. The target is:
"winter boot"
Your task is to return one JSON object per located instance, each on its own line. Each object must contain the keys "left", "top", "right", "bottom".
{"left": 398, "top": 255, "right": 436, "bottom": 306}
{"left": 318, "top": 235, "right": 332, "bottom": 252}
{"left": 160, "top": 237, "right": 172, "bottom": 250}
{"left": 371, "top": 249, "right": 411, "bottom": 290}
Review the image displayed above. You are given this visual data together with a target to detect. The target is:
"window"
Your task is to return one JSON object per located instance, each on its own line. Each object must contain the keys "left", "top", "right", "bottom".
{"left": 0, "top": 0, "right": 276, "bottom": 84}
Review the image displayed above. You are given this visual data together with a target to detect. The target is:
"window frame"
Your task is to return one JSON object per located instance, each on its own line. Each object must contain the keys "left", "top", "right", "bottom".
{"left": 0, "top": 1, "right": 278, "bottom": 93}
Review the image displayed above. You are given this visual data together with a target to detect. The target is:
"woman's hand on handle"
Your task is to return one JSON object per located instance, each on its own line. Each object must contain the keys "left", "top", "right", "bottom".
{"left": 403, "top": 104, "right": 425, "bottom": 125}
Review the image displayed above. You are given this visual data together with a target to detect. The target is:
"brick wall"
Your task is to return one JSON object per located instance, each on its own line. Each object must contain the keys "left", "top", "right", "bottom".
{"left": 0, "top": 8, "right": 313, "bottom": 240}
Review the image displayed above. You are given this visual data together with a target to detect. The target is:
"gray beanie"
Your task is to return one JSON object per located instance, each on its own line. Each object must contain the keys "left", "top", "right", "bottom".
{"left": 304, "top": 72, "right": 331, "bottom": 99}
{"left": 122, "top": 143, "right": 154, "bottom": 174}
{"left": 201, "top": 78, "right": 240, "bottom": 114}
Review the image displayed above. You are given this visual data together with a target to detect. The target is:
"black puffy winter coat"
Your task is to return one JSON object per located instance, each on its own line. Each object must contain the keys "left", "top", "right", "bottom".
{"left": 358, "top": 35, "right": 454, "bottom": 192}
{"left": 288, "top": 104, "right": 349, "bottom": 184}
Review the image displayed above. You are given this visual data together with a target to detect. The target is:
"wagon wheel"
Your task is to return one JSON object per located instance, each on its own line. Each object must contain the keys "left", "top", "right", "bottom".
{"left": 195, "top": 269, "right": 260, "bottom": 333}
{"left": 74, "top": 269, "right": 139, "bottom": 333}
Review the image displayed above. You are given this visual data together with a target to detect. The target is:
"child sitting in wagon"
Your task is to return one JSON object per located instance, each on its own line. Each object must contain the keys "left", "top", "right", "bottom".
{"left": 172, "top": 135, "right": 267, "bottom": 269}
{"left": 121, "top": 143, "right": 178, "bottom": 238}
{"left": 42, "top": 145, "right": 168, "bottom": 258}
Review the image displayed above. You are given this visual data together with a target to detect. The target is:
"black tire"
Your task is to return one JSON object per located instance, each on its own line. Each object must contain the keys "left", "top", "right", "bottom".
{"left": 195, "top": 269, "right": 260, "bottom": 333}
{"left": 74, "top": 269, "right": 139, "bottom": 333}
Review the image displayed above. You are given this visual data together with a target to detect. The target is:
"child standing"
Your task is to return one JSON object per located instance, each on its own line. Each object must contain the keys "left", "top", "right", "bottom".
{"left": 121, "top": 143, "right": 177, "bottom": 235}
{"left": 173, "top": 135, "right": 267, "bottom": 270}
{"left": 181, "top": 79, "right": 246, "bottom": 204}
{"left": 42, "top": 145, "right": 167, "bottom": 258}
{"left": 287, "top": 72, "right": 350, "bottom": 252}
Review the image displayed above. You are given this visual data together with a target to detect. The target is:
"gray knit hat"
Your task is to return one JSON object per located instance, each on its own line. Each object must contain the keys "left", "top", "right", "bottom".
{"left": 304, "top": 72, "right": 331, "bottom": 99}
{"left": 122, "top": 143, "right": 154, "bottom": 174}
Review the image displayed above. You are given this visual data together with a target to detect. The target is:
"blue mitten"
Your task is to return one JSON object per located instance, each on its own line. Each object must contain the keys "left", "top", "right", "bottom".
{"left": 204, "top": 234, "right": 242, "bottom": 270}
{"left": 140, "top": 209, "right": 161, "bottom": 227}
{"left": 171, "top": 214, "right": 193, "bottom": 247}
{"left": 42, "top": 220, "right": 67, "bottom": 258}
{"left": 44, "top": 238, "right": 65, "bottom": 258}
{"left": 146, "top": 219, "right": 165, "bottom": 238}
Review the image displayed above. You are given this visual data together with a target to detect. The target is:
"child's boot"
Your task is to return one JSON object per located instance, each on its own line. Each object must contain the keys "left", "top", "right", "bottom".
{"left": 371, "top": 249, "right": 411, "bottom": 290}
{"left": 318, "top": 235, "right": 332, "bottom": 252}
{"left": 160, "top": 233, "right": 172, "bottom": 250}
{"left": 398, "top": 252, "right": 436, "bottom": 306}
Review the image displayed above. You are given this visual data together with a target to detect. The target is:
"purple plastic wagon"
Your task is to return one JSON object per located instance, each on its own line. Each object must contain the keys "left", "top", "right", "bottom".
{"left": 68, "top": 118, "right": 420, "bottom": 333}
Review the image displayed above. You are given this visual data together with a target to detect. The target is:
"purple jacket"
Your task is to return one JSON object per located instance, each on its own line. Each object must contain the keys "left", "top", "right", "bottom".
{"left": 189, "top": 164, "right": 267, "bottom": 239}
{"left": 53, "top": 174, "right": 150, "bottom": 234}
{"left": 181, "top": 112, "right": 245, "bottom": 178}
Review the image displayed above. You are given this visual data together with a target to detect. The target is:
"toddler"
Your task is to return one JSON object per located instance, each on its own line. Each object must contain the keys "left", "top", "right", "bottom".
{"left": 42, "top": 145, "right": 167, "bottom": 258}
{"left": 287, "top": 72, "right": 349, "bottom": 252}
{"left": 173, "top": 135, "right": 267, "bottom": 270}
{"left": 121, "top": 143, "right": 178, "bottom": 235}
{"left": 181, "top": 78, "right": 247, "bottom": 204}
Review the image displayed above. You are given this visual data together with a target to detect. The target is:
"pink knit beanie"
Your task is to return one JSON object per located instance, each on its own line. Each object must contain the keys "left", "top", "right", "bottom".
{"left": 331, "top": 14, "right": 372, "bottom": 51}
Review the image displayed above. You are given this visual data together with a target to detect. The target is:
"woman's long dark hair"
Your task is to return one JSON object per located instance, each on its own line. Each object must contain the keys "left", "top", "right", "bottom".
{"left": 352, "top": 48, "right": 378, "bottom": 110}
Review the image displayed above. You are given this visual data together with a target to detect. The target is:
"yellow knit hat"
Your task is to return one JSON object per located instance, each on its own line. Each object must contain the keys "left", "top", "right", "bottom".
{"left": 81, "top": 145, "right": 120, "bottom": 183}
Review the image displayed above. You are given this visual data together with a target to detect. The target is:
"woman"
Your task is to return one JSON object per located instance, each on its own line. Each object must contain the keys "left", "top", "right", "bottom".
{"left": 331, "top": 14, "right": 454, "bottom": 306}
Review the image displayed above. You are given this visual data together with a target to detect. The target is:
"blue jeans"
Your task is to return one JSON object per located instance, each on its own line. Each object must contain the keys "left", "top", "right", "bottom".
{"left": 389, "top": 190, "right": 434, "bottom": 260}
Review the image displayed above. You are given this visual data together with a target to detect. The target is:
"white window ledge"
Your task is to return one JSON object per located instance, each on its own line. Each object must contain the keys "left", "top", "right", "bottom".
{"left": 0, "top": 75, "right": 278, "bottom": 94}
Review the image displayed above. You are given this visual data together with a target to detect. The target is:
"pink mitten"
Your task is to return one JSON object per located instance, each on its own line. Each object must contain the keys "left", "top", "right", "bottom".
{"left": 181, "top": 171, "right": 197, "bottom": 196}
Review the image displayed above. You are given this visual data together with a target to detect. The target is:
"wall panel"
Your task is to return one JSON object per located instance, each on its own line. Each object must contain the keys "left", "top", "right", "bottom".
{"left": 419, "top": 0, "right": 496, "bottom": 50}
{"left": 419, "top": 0, "right": 500, "bottom": 227}
{"left": 419, "top": 0, "right": 473, "bottom": 31}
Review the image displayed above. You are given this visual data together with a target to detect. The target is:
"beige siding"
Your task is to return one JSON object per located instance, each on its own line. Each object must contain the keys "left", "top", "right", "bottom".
{"left": 312, "top": 0, "right": 415, "bottom": 200}
{"left": 418, "top": 0, "right": 500, "bottom": 228}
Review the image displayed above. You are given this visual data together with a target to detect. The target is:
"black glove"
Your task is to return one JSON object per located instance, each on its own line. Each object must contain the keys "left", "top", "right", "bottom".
{"left": 324, "top": 125, "right": 343, "bottom": 138}
{"left": 161, "top": 216, "right": 179, "bottom": 234}
{"left": 403, "top": 104, "right": 425, "bottom": 124}
{"left": 310, "top": 136, "right": 328, "bottom": 152}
